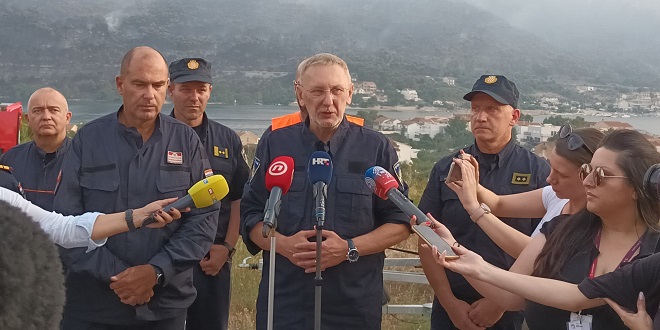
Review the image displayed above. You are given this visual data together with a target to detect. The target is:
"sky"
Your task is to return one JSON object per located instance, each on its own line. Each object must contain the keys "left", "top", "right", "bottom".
{"left": 463, "top": 0, "right": 660, "bottom": 57}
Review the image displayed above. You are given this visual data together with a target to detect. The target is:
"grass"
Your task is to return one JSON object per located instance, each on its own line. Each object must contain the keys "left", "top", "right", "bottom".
{"left": 228, "top": 235, "right": 433, "bottom": 330}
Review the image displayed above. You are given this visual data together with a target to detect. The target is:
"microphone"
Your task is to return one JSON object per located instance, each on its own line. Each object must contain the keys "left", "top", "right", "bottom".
{"left": 307, "top": 151, "right": 333, "bottom": 225}
{"left": 262, "top": 156, "right": 295, "bottom": 237}
{"left": 141, "top": 175, "right": 229, "bottom": 226}
{"left": 364, "top": 166, "right": 428, "bottom": 225}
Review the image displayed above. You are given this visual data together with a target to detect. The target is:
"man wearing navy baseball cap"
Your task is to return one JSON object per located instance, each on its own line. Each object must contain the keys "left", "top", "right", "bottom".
{"left": 168, "top": 57, "right": 250, "bottom": 330}
{"left": 417, "top": 74, "right": 550, "bottom": 329}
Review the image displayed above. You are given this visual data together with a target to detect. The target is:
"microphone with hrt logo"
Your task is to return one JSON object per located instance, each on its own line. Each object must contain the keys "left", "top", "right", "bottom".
{"left": 307, "top": 151, "right": 333, "bottom": 225}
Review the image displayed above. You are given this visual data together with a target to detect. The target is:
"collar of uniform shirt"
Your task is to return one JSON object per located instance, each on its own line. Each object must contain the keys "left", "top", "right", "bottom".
{"left": 302, "top": 116, "right": 350, "bottom": 157}
{"left": 169, "top": 109, "right": 209, "bottom": 144}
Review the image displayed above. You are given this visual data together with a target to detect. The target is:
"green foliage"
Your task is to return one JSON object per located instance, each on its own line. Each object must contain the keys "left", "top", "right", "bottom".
{"left": 356, "top": 110, "right": 380, "bottom": 128}
{"left": 542, "top": 115, "right": 589, "bottom": 128}
{"left": 520, "top": 113, "right": 534, "bottom": 122}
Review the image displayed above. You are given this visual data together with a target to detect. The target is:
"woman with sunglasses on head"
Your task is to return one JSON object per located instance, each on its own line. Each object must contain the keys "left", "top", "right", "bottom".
{"left": 0, "top": 183, "right": 185, "bottom": 251}
{"left": 422, "top": 129, "right": 660, "bottom": 329}
{"left": 445, "top": 125, "right": 604, "bottom": 258}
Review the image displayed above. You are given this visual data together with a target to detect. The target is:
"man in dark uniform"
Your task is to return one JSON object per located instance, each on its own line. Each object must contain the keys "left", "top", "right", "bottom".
{"left": 53, "top": 46, "right": 220, "bottom": 330}
{"left": 418, "top": 75, "right": 550, "bottom": 330}
{"left": 168, "top": 57, "right": 250, "bottom": 330}
{"left": 241, "top": 53, "right": 410, "bottom": 329}
{"left": 0, "top": 87, "right": 71, "bottom": 210}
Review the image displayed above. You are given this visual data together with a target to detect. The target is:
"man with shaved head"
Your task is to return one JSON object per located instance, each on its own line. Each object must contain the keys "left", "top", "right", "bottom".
{"left": 0, "top": 87, "right": 71, "bottom": 210}
{"left": 54, "top": 46, "right": 219, "bottom": 329}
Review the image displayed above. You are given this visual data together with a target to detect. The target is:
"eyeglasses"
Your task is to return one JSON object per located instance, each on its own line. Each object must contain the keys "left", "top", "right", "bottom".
{"left": 298, "top": 84, "right": 347, "bottom": 98}
{"left": 558, "top": 124, "right": 594, "bottom": 155}
{"left": 579, "top": 164, "right": 628, "bottom": 187}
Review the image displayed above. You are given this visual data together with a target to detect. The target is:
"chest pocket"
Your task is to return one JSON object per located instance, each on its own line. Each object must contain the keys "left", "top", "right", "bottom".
{"left": 80, "top": 164, "right": 120, "bottom": 211}
{"left": 157, "top": 165, "right": 191, "bottom": 196}
{"left": 211, "top": 158, "right": 233, "bottom": 177}
{"left": 278, "top": 174, "right": 309, "bottom": 235}
{"left": 334, "top": 175, "right": 374, "bottom": 236}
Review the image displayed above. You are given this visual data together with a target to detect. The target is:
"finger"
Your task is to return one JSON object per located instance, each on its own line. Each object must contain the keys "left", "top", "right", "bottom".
{"left": 320, "top": 230, "right": 339, "bottom": 238}
{"left": 299, "top": 230, "right": 318, "bottom": 237}
{"left": 110, "top": 276, "right": 119, "bottom": 282}
{"left": 165, "top": 207, "right": 182, "bottom": 220}
{"left": 637, "top": 291, "right": 648, "bottom": 315}
{"left": 294, "top": 242, "right": 317, "bottom": 251}
{"left": 604, "top": 298, "right": 629, "bottom": 316}
{"left": 157, "top": 197, "right": 179, "bottom": 207}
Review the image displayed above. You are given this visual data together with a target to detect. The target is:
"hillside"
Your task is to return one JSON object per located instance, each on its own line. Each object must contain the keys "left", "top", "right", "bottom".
{"left": 0, "top": 0, "right": 656, "bottom": 103}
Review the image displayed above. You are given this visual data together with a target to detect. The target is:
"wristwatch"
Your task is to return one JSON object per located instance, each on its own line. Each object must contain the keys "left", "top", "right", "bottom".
{"left": 222, "top": 242, "right": 236, "bottom": 259}
{"left": 469, "top": 203, "right": 491, "bottom": 223}
{"left": 151, "top": 265, "right": 164, "bottom": 285}
{"left": 346, "top": 238, "right": 359, "bottom": 263}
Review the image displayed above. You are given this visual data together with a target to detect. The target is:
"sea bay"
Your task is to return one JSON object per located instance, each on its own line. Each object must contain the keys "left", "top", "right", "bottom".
{"left": 67, "top": 102, "right": 660, "bottom": 136}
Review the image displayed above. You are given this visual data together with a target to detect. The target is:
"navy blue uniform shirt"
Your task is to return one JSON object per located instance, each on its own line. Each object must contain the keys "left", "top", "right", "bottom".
{"left": 171, "top": 111, "right": 250, "bottom": 244}
{"left": 241, "top": 117, "right": 409, "bottom": 329}
{"left": 0, "top": 137, "right": 70, "bottom": 210}
{"left": 419, "top": 140, "right": 550, "bottom": 301}
{"left": 53, "top": 109, "right": 219, "bottom": 324}
{"left": 0, "top": 165, "right": 22, "bottom": 195}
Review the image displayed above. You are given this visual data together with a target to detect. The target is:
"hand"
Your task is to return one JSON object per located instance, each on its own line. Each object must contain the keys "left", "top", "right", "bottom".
{"left": 199, "top": 244, "right": 229, "bottom": 276}
{"left": 110, "top": 265, "right": 158, "bottom": 306}
{"left": 133, "top": 198, "right": 190, "bottom": 229}
{"left": 410, "top": 213, "right": 456, "bottom": 244}
{"left": 459, "top": 149, "right": 480, "bottom": 181}
{"left": 292, "top": 229, "right": 349, "bottom": 273}
{"left": 605, "top": 293, "right": 653, "bottom": 330}
{"left": 445, "top": 298, "right": 486, "bottom": 330}
{"left": 468, "top": 298, "right": 505, "bottom": 328}
{"left": 437, "top": 244, "right": 487, "bottom": 279}
{"left": 277, "top": 229, "right": 318, "bottom": 268}
{"left": 445, "top": 159, "right": 480, "bottom": 213}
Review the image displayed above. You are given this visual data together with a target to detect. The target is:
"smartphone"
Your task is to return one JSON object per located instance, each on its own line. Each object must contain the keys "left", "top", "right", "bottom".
{"left": 412, "top": 225, "right": 459, "bottom": 260}
{"left": 446, "top": 162, "right": 462, "bottom": 183}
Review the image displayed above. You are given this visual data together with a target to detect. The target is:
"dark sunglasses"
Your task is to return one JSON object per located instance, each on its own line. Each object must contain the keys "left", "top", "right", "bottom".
{"left": 558, "top": 124, "right": 594, "bottom": 155}
{"left": 579, "top": 164, "right": 628, "bottom": 187}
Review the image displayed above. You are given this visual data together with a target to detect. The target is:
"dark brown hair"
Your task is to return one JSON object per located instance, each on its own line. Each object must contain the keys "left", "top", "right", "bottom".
{"left": 533, "top": 129, "right": 660, "bottom": 278}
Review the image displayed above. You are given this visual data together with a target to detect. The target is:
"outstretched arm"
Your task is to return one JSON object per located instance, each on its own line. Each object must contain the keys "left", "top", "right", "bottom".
{"left": 439, "top": 244, "right": 604, "bottom": 312}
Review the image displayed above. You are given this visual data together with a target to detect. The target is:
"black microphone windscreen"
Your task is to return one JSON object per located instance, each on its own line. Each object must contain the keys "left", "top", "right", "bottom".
{"left": 307, "top": 151, "right": 333, "bottom": 184}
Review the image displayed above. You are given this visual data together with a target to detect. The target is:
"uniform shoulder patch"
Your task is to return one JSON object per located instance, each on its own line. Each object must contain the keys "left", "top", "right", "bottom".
{"left": 249, "top": 157, "right": 261, "bottom": 183}
{"left": 0, "top": 164, "right": 13, "bottom": 173}
{"left": 511, "top": 172, "right": 531, "bottom": 185}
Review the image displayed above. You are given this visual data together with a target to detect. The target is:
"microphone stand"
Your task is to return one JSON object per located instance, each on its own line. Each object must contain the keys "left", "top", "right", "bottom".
{"left": 263, "top": 198, "right": 281, "bottom": 330}
{"left": 313, "top": 182, "right": 327, "bottom": 330}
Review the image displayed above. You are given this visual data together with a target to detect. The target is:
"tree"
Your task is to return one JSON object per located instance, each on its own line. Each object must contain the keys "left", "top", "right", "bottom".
{"left": 355, "top": 110, "right": 379, "bottom": 129}
{"left": 520, "top": 113, "right": 534, "bottom": 122}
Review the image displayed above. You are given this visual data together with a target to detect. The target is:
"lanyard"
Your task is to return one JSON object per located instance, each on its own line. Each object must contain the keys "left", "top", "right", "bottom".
{"left": 588, "top": 228, "right": 644, "bottom": 279}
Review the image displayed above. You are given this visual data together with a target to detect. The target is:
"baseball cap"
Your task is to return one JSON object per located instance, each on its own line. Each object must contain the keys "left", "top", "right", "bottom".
{"left": 463, "top": 75, "right": 519, "bottom": 109}
{"left": 169, "top": 58, "right": 212, "bottom": 84}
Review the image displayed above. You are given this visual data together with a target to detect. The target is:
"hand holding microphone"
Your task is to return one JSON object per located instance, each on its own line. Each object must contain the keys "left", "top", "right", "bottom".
{"left": 262, "top": 156, "right": 295, "bottom": 238}
{"left": 365, "top": 166, "right": 458, "bottom": 259}
{"left": 140, "top": 175, "right": 229, "bottom": 226}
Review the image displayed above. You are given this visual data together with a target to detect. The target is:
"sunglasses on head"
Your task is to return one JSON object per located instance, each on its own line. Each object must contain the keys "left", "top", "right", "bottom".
{"left": 558, "top": 124, "right": 594, "bottom": 155}
{"left": 578, "top": 163, "right": 628, "bottom": 187}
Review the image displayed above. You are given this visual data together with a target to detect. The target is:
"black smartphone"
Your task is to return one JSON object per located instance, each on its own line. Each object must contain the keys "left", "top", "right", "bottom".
{"left": 412, "top": 225, "right": 459, "bottom": 260}
{"left": 446, "top": 162, "right": 462, "bottom": 183}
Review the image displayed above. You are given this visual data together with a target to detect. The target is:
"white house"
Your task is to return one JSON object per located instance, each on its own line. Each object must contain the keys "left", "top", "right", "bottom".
{"left": 391, "top": 141, "right": 419, "bottom": 164}
{"left": 400, "top": 89, "right": 420, "bottom": 101}
{"left": 401, "top": 117, "right": 448, "bottom": 139}
{"left": 515, "top": 123, "right": 561, "bottom": 144}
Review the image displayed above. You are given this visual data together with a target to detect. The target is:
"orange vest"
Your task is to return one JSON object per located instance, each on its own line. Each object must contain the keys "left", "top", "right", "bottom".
{"left": 271, "top": 112, "right": 364, "bottom": 131}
